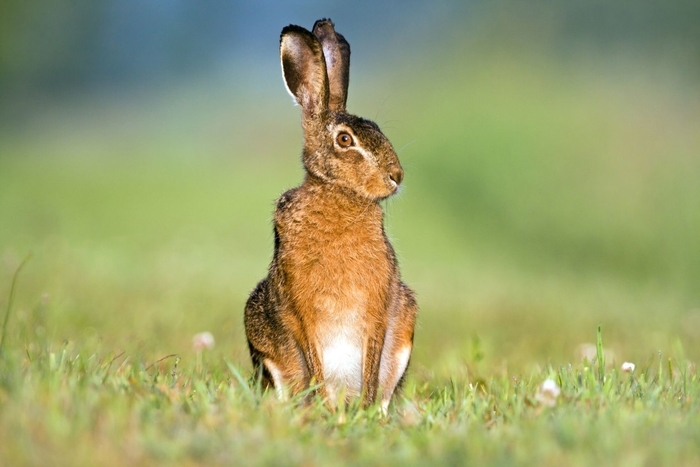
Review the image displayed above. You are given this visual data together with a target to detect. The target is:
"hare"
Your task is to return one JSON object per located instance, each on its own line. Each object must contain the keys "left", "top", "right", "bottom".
{"left": 244, "top": 18, "right": 417, "bottom": 411}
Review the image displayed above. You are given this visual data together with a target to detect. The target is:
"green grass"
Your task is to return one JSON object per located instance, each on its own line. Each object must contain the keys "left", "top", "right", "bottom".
{"left": 0, "top": 328, "right": 698, "bottom": 466}
{"left": 1, "top": 51, "right": 699, "bottom": 465}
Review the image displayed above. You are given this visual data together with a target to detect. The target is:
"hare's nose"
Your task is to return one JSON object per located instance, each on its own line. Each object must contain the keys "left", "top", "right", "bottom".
{"left": 388, "top": 164, "right": 404, "bottom": 186}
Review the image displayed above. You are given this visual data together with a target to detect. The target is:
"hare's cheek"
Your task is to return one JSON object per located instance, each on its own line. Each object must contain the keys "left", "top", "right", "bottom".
{"left": 337, "top": 149, "right": 364, "bottom": 166}
{"left": 331, "top": 150, "right": 358, "bottom": 174}
{"left": 361, "top": 161, "right": 384, "bottom": 190}
{"left": 340, "top": 152, "right": 369, "bottom": 176}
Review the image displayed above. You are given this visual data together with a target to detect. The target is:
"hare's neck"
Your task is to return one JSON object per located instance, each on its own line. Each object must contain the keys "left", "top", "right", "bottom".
{"left": 301, "top": 178, "right": 383, "bottom": 223}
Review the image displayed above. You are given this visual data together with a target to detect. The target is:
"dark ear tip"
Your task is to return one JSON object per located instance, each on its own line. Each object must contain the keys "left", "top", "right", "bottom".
{"left": 280, "top": 24, "right": 309, "bottom": 42}
{"left": 312, "top": 19, "right": 338, "bottom": 39}
{"left": 312, "top": 18, "right": 334, "bottom": 30}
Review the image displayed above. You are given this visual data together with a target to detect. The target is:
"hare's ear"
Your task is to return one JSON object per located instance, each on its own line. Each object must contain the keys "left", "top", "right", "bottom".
{"left": 312, "top": 19, "right": 350, "bottom": 111}
{"left": 280, "top": 25, "right": 329, "bottom": 118}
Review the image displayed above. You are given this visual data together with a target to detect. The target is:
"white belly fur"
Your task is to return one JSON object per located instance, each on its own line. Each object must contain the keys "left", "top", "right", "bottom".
{"left": 321, "top": 334, "right": 363, "bottom": 400}
{"left": 315, "top": 290, "right": 366, "bottom": 401}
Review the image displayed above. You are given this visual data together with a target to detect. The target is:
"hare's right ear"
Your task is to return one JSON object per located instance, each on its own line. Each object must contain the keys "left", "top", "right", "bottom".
{"left": 312, "top": 19, "right": 350, "bottom": 111}
{"left": 280, "top": 25, "right": 329, "bottom": 118}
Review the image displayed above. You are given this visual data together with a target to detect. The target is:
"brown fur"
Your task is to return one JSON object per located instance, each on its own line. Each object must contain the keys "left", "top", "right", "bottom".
{"left": 244, "top": 18, "right": 417, "bottom": 410}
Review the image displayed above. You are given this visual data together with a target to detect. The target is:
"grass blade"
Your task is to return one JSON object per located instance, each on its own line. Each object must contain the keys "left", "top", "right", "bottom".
{"left": 0, "top": 253, "right": 32, "bottom": 357}
{"left": 226, "top": 360, "right": 255, "bottom": 401}
{"left": 596, "top": 324, "right": 605, "bottom": 385}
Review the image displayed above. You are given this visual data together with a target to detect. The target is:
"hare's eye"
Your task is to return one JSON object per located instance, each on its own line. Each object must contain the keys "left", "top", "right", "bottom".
{"left": 336, "top": 132, "right": 354, "bottom": 148}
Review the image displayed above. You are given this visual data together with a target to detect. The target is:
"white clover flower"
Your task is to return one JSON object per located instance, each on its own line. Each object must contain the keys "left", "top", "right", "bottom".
{"left": 192, "top": 331, "right": 215, "bottom": 351}
{"left": 621, "top": 362, "right": 636, "bottom": 373}
{"left": 536, "top": 378, "right": 561, "bottom": 407}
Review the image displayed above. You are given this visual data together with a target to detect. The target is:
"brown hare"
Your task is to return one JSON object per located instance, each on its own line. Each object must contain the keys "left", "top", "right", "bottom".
{"left": 244, "top": 18, "right": 417, "bottom": 412}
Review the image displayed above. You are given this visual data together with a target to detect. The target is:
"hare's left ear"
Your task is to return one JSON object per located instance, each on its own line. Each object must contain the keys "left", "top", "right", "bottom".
{"left": 280, "top": 25, "right": 329, "bottom": 118}
{"left": 312, "top": 19, "right": 350, "bottom": 111}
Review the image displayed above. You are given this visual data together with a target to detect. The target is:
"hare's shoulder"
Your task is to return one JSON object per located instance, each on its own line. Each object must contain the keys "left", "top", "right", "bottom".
{"left": 273, "top": 187, "right": 306, "bottom": 225}
{"left": 275, "top": 187, "right": 302, "bottom": 212}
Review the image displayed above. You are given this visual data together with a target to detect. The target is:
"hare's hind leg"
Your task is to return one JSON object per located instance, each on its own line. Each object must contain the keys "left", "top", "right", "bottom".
{"left": 378, "top": 283, "right": 418, "bottom": 412}
{"left": 244, "top": 278, "right": 306, "bottom": 400}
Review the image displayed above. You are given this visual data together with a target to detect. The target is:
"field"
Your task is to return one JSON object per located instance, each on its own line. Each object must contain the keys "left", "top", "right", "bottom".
{"left": 1, "top": 48, "right": 700, "bottom": 465}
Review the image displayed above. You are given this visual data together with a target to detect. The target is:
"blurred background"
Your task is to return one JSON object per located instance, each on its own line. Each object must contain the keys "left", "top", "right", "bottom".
{"left": 1, "top": 0, "right": 699, "bottom": 380}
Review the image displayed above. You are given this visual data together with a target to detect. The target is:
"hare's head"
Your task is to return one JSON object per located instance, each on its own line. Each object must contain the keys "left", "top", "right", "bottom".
{"left": 280, "top": 19, "right": 403, "bottom": 201}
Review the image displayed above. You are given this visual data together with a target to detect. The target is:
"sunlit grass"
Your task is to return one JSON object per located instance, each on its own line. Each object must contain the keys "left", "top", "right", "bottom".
{"left": 0, "top": 326, "right": 698, "bottom": 466}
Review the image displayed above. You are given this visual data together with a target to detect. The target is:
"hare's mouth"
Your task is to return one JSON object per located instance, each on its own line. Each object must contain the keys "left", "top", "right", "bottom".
{"left": 386, "top": 178, "right": 401, "bottom": 197}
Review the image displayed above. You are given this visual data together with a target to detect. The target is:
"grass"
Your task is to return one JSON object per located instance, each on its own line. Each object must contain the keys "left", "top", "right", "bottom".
{"left": 0, "top": 325, "right": 698, "bottom": 466}
{"left": 1, "top": 47, "right": 699, "bottom": 464}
